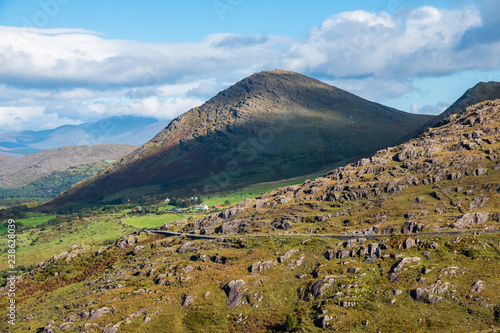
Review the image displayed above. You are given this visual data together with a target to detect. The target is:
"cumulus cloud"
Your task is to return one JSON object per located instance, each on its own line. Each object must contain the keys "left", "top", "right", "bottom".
{"left": 122, "top": 96, "right": 204, "bottom": 120}
{"left": 459, "top": 0, "right": 500, "bottom": 48}
{"left": 283, "top": 6, "right": 486, "bottom": 77}
{"left": 0, "top": 4, "right": 500, "bottom": 133}
{"left": 186, "top": 81, "right": 228, "bottom": 99}
{"left": 0, "top": 27, "right": 291, "bottom": 132}
{"left": 0, "top": 27, "right": 289, "bottom": 88}
{"left": 324, "top": 77, "right": 413, "bottom": 102}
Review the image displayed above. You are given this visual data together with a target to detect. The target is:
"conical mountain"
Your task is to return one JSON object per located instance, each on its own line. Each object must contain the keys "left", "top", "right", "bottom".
{"left": 45, "top": 70, "right": 432, "bottom": 208}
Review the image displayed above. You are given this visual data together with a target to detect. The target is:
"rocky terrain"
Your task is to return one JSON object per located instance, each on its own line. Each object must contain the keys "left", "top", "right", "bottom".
{"left": 45, "top": 70, "right": 432, "bottom": 209}
{"left": 168, "top": 99, "right": 500, "bottom": 238}
{"left": 1, "top": 98, "right": 499, "bottom": 332}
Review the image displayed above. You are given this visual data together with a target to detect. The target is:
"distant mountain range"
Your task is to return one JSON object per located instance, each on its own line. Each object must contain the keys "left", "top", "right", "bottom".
{"left": 45, "top": 70, "right": 434, "bottom": 209}
{"left": 0, "top": 116, "right": 169, "bottom": 157}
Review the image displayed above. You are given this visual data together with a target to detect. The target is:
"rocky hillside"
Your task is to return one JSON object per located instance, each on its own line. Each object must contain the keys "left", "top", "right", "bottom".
{"left": 0, "top": 144, "right": 138, "bottom": 189}
{"left": 170, "top": 99, "right": 500, "bottom": 238}
{"left": 45, "top": 70, "right": 432, "bottom": 208}
{"left": 2, "top": 101, "right": 499, "bottom": 332}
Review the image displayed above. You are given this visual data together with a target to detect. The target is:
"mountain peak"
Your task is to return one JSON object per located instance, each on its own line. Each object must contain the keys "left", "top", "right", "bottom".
{"left": 470, "top": 80, "right": 500, "bottom": 90}
{"left": 236, "top": 69, "right": 324, "bottom": 88}
{"left": 430, "top": 81, "right": 500, "bottom": 127}
{"left": 463, "top": 81, "right": 500, "bottom": 103}
{"left": 259, "top": 69, "right": 299, "bottom": 75}
{"left": 211, "top": 68, "right": 341, "bottom": 109}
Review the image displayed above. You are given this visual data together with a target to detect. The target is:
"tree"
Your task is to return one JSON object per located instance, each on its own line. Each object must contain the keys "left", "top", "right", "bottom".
{"left": 224, "top": 199, "right": 231, "bottom": 206}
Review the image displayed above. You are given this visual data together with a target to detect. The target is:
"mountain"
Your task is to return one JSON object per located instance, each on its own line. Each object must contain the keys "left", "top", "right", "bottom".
{"left": 45, "top": 70, "right": 433, "bottom": 208}
{"left": 0, "top": 144, "right": 138, "bottom": 189}
{"left": 0, "top": 144, "right": 138, "bottom": 207}
{"left": 430, "top": 81, "right": 500, "bottom": 127}
{"left": 6, "top": 99, "right": 499, "bottom": 333}
{"left": 0, "top": 116, "right": 168, "bottom": 156}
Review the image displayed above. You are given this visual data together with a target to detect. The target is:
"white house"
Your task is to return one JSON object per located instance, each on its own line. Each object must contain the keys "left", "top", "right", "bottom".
{"left": 193, "top": 204, "right": 209, "bottom": 210}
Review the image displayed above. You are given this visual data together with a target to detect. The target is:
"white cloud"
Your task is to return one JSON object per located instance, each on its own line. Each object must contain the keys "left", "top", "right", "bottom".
{"left": 411, "top": 103, "right": 421, "bottom": 113}
{"left": 284, "top": 6, "right": 485, "bottom": 77}
{"left": 83, "top": 96, "right": 204, "bottom": 121}
{"left": 325, "top": 77, "right": 412, "bottom": 102}
{"left": 186, "top": 81, "right": 228, "bottom": 98}
{"left": 129, "top": 96, "right": 204, "bottom": 120}
{"left": 0, "top": 6, "right": 492, "bottom": 91}
{"left": 0, "top": 106, "right": 81, "bottom": 132}
{"left": 0, "top": 27, "right": 289, "bottom": 88}
{"left": 0, "top": 4, "right": 499, "bottom": 133}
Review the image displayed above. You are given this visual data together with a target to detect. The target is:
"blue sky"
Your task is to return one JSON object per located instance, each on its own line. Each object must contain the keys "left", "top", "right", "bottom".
{"left": 0, "top": 1, "right": 414, "bottom": 41}
{"left": 0, "top": 0, "right": 499, "bottom": 132}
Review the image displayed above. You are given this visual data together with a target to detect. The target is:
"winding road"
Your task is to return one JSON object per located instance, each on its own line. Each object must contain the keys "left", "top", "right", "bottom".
{"left": 151, "top": 228, "right": 500, "bottom": 241}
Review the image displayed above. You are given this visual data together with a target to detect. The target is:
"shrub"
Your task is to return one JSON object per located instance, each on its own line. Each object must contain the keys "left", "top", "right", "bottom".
{"left": 102, "top": 239, "right": 115, "bottom": 246}
{"left": 284, "top": 314, "right": 298, "bottom": 331}
{"left": 464, "top": 248, "right": 479, "bottom": 259}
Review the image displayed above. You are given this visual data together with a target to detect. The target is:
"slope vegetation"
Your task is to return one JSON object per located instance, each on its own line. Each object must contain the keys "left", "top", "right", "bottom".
{"left": 174, "top": 100, "right": 500, "bottom": 238}
{"left": 0, "top": 145, "right": 137, "bottom": 207}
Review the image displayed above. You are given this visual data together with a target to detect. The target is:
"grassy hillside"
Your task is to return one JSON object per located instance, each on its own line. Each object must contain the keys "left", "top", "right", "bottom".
{"left": 0, "top": 161, "right": 112, "bottom": 203}
{"left": 0, "top": 99, "right": 498, "bottom": 332}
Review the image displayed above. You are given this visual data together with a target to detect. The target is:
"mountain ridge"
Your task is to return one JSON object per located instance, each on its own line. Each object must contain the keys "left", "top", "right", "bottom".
{"left": 430, "top": 81, "right": 500, "bottom": 127}
{"left": 168, "top": 97, "right": 500, "bottom": 237}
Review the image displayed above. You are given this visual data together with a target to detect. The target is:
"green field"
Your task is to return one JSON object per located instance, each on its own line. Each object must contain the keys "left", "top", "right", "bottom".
{"left": 0, "top": 172, "right": 310, "bottom": 272}
{"left": 122, "top": 213, "right": 194, "bottom": 229}
{"left": 0, "top": 214, "right": 56, "bottom": 234}
{"left": 0, "top": 216, "right": 135, "bottom": 271}
{"left": 16, "top": 214, "right": 56, "bottom": 227}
